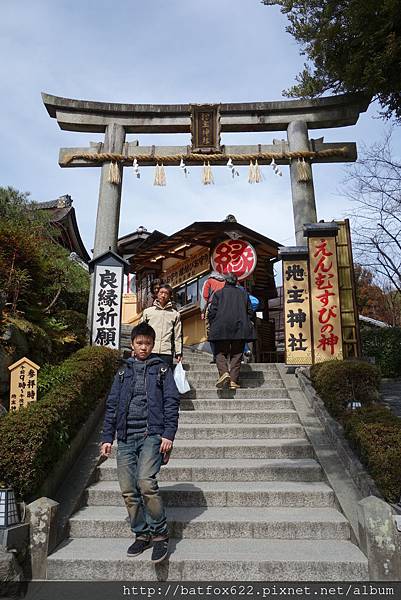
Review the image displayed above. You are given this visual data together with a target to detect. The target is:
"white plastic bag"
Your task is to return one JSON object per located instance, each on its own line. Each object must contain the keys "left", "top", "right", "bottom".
{"left": 174, "top": 362, "right": 191, "bottom": 394}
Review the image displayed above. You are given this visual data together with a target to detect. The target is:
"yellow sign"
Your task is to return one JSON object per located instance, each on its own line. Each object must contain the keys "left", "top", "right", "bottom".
{"left": 163, "top": 249, "right": 210, "bottom": 288}
{"left": 9, "top": 357, "right": 40, "bottom": 412}
{"left": 283, "top": 258, "right": 313, "bottom": 365}
{"left": 309, "top": 236, "right": 343, "bottom": 362}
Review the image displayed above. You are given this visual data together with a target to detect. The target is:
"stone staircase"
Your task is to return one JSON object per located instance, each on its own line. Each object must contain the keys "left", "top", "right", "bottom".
{"left": 46, "top": 349, "right": 368, "bottom": 580}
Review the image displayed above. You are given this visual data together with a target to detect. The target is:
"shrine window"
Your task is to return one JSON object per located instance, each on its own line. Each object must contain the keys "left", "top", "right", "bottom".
{"left": 174, "top": 272, "right": 210, "bottom": 309}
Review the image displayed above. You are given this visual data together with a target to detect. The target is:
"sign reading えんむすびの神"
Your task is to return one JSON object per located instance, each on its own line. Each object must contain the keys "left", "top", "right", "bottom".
{"left": 306, "top": 226, "right": 343, "bottom": 363}
{"left": 8, "top": 357, "right": 40, "bottom": 412}
{"left": 280, "top": 249, "right": 313, "bottom": 365}
{"left": 212, "top": 239, "right": 257, "bottom": 282}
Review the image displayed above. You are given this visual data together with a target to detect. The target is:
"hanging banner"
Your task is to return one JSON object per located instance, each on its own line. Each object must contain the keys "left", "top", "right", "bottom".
{"left": 280, "top": 248, "right": 313, "bottom": 365}
{"left": 8, "top": 357, "right": 40, "bottom": 412}
{"left": 308, "top": 234, "right": 343, "bottom": 362}
{"left": 211, "top": 239, "right": 257, "bottom": 281}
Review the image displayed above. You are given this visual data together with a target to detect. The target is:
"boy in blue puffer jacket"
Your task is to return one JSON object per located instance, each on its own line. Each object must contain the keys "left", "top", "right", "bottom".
{"left": 100, "top": 322, "right": 180, "bottom": 564}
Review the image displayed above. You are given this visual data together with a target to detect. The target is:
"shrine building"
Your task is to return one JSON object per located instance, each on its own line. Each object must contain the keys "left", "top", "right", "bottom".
{"left": 118, "top": 216, "right": 281, "bottom": 361}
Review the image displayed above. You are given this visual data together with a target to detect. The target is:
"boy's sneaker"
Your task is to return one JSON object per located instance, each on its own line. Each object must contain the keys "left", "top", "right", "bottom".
{"left": 151, "top": 538, "right": 169, "bottom": 563}
{"left": 127, "top": 537, "right": 151, "bottom": 557}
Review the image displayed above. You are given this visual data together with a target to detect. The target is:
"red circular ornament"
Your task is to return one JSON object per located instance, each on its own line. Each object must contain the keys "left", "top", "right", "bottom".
{"left": 211, "top": 239, "right": 257, "bottom": 281}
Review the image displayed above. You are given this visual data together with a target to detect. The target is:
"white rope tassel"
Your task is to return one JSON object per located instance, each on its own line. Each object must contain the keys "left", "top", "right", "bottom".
{"left": 108, "top": 161, "right": 121, "bottom": 185}
{"left": 254, "top": 160, "right": 263, "bottom": 183}
{"left": 180, "top": 158, "right": 189, "bottom": 177}
{"left": 248, "top": 160, "right": 256, "bottom": 184}
{"left": 202, "top": 162, "right": 214, "bottom": 185}
{"left": 227, "top": 158, "right": 239, "bottom": 179}
{"left": 133, "top": 158, "right": 140, "bottom": 179}
{"left": 297, "top": 158, "right": 311, "bottom": 183}
{"left": 271, "top": 158, "right": 283, "bottom": 177}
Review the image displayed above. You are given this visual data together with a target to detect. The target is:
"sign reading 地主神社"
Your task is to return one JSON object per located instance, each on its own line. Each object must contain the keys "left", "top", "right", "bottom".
{"left": 211, "top": 239, "right": 257, "bottom": 281}
{"left": 306, "top": 224, "right": 343, "bottom": 362}
{"left": 89, "top": 251, "right": 129, "bottom": 350}
{"left": 279, "top": 247, "right": 313, "bottom": 365}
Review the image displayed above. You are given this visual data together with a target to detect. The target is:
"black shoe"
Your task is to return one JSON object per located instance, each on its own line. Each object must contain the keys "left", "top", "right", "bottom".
{"left": 151, "top": 538, "right": 169, "bottom": 563}
{"left": 127, "top": 537, "right": 151, "bottom": 557}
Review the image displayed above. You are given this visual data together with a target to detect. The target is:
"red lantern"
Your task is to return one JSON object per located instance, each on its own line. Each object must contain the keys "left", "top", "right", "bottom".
{"left": 211, "top": 239, "right": 257, "bottom": 281}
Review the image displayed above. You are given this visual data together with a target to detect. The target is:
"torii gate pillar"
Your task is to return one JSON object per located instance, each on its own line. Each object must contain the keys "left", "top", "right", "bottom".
{"left": 93, "top": 123, "right": 126, "bottom": 257}
{"left": 287, "top": 121, "right": 317, "bottom": 245}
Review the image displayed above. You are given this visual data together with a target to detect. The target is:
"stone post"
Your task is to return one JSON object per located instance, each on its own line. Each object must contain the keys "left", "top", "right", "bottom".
{"left": 287, "top": 121, "right": 317, "bottom": 245}
{"left": 25, "top": 497, "right": 59, "bottom": 580}
{"left": 358, "top": 495, "right": 401, "bottom": 580}
{"left": 88, "top": 123, "right": 126, "bottom": 333}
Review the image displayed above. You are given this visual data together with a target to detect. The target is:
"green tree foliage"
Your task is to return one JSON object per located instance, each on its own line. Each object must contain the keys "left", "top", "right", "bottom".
{"left": 264, "top": 0, "right": 401, "bottom": 121}
{"left": 0, "top": 187, "right": 89, "bottom": 363}
{"left": 0, "top": 186, "right": 89, "bottom": 320}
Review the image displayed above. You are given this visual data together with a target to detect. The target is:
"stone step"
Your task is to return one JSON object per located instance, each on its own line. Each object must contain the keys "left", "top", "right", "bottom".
{"left": 97, "top": 458, "right": 322, "bottom": 482}
{"left": 187, "top": 372, "right": 282, "bottom": 382}
{"left": 180, "top": 398, "right": 294, "bottom": 411}
{"left": 85, "top": 480, "right": 335, "bottom": 508}
{"left": 175, "top": 423, "right": 305, "bottom": 439}
{"left": 184, "top": 363, "right": 280, "bottom": 372}
{"left": 187, "top": 377, "right": 286, "bottom": 389}
{"left": 182, "top": 388, "right": 289, "bottom": 399}
{"left": 110, "top": 438, "right": 313, "bottom": 459}
{"left": 178, "top": 409, "right": 299, "bottom": 424}
{"left": 47, "top": 537, "right": 368, "bottom": 581}
{"left": 69, "top": 506, "right": 350, "bottom": 540}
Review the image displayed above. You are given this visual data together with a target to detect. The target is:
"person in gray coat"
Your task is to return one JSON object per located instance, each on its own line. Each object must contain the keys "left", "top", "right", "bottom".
{"left": 207, "top": 273, "right": 255, "bottom": 389}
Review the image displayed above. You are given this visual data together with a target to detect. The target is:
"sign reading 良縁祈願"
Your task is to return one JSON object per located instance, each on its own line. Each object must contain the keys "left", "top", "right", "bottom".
{"left": 89, "top": 251, "right": 129, "bottom": 350}
{"left": 8, "top": 357, "right": 40, "bottom": 412}
{"left": 279, "top": 247, "right": 313, "bottom": 365}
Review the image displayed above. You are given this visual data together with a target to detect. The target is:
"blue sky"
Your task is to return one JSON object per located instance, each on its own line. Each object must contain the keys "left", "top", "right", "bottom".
{"left": 1, "top": 0, "right": 399, "bottom": 253}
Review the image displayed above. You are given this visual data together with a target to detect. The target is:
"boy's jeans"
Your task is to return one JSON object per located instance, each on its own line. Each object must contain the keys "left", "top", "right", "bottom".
{"left": 117, "top": 432, "right": 168, "bottom": 540}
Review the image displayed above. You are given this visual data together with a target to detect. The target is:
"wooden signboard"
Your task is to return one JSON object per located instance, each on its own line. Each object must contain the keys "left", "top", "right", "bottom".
{"left": 308, "top": 232, "right": 343, "bottom": 362}
{"left": 163, "top": 249, "right": 210, "bottom": 288}
{"left": 9, "top": 357, "right": 40, "bottom": 412}
{"left": 280, "top": 248, "right": 313, "bottom": 365}
{"left": 191, "top": 104, "right": 221, "bottom": 153}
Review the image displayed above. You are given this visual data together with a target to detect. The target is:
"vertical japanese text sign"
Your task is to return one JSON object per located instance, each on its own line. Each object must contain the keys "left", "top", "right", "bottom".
{"left": 89, "top": 250, "right": 130, "bottom": 350}
{"left": 8, "top": 357, "right": 40, "bottom": 412}
{"left": 279, "top": 247, "right": 313, "bottom": 365}
{"left": 305, "top": 223, "right": 343, "bottom": 362}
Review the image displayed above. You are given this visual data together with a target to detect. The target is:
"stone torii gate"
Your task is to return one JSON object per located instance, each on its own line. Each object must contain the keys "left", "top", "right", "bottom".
{"left": 42, "top": 92, "right": 369, "bottom": 256}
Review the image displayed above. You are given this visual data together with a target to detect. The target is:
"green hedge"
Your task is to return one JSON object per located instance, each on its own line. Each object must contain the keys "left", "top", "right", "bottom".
{"left": 344, "top": 411, "right": 401, "bottom": 503}
{"left": 0, "top": 346, "right": 119, "bottom": 499}
{"left": 361, "top": 326, "right": 401, "bottom": 377}
{"left": 310, "top": 360, "right": 381, "bottom": 418}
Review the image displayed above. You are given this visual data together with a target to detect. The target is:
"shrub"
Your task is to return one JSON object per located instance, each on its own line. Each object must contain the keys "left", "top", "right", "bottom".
{"left": 345, "top": 422, "right": 401, "bottom": 503}
{"left": 361, "top": 326, "right": 401, "bottom": 377}
{"left": 0, "top": 345, "right": 119, "bottom": 500}
{"left": 310, "top": 360, "right": 381, "bottom": 418}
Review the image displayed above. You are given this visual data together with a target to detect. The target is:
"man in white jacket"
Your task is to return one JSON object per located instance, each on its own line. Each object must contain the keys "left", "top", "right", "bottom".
{"left": 142, "top": 284, "right": 183, "bottom": 367}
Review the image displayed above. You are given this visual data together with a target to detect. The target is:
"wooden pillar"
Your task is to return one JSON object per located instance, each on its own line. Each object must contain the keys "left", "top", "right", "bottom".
{"left": 287, "top": 121, "right": 317, "bottom": 245}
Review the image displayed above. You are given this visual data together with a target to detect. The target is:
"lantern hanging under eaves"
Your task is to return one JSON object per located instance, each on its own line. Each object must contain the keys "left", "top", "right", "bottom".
{"left": 0, "top": 488, "right": 20, "bottom": 528}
